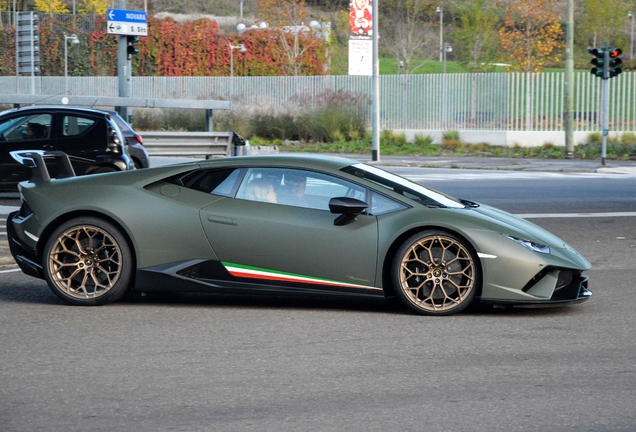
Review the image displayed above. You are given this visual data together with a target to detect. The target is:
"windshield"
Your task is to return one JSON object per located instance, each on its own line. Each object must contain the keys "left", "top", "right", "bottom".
{"left": 342, "top": 163, "right": 465, "bottom": 209}
{"left": 0, "top": 116, "right": 27, "bottom": 135}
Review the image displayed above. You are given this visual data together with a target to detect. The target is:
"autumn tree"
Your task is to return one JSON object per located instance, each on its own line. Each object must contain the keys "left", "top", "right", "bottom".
{"left": 257, "top": 0, "right": 327, "bottom": 75}
{"left": 34, "top": 0, "right": 70, "bottom": 15}
{"left": 497, "top": 0, "right": 564, "bottom": 73}
{"left": 379, "top": 0, "right": 435, "bottom": 74}
{"left": 451, "top": 0, "right": 500, "bottom": 72}
{"left": 576, "top": 0, "right": 630, "bottom": 52}
{"left": 78, "top": 0, "right": 109, "bottom": 15}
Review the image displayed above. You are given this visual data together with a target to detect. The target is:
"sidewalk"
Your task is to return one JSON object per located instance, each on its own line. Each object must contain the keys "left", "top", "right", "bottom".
{"left": 347, "top": 155, "right": 636, "bottom": 174}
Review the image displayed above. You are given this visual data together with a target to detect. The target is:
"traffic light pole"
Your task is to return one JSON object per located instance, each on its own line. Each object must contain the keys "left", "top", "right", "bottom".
{"left": 117, "top": 0, "right": 130, "bottom": 121}
{"left": 601, "top": 42, "right": 609, "bottom": 166}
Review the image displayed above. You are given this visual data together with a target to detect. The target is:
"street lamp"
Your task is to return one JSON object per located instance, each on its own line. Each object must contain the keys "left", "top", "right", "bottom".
{"left": 229, "top": 43, "right": 247, "bottom": 77}
{"left": 629, "top": 11, "right": 634, "bottom": 60}
{"left": 64, "top": 33, "right": 80, "bottom": 95}
{"left": 436, "top": 7, "right": 443, "bottom": 62}
{"left": 443, "top": 43, "right": 452, "bottom": 74}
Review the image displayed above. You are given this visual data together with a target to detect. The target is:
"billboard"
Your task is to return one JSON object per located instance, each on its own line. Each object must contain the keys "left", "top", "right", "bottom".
{"left": 348, "top": 0, "right": 373, "bottom": 75}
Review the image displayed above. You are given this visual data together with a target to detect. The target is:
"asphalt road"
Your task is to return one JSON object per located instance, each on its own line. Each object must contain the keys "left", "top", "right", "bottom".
{"left": 1, "top": 167, "right": 635, "bottom": 431}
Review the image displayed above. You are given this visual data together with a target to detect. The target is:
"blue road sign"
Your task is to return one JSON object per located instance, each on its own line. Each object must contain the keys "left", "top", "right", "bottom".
{"left": 107, "top": 8, "right": 148, "bottom": 36}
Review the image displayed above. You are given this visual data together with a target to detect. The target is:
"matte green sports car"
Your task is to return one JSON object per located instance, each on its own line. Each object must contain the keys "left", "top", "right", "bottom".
{"left": 7, "top": 151, "right": 592, "bottom": 316}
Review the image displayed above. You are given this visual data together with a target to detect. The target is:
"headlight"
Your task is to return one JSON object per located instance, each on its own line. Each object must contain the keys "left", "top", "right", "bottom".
{"left": 505, "top": 235, "right": 551, "bottom": 254}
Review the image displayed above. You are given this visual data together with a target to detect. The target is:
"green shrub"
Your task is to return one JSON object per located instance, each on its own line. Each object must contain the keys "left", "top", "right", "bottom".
{"left": 621, "top": 132, "right": 636, "bottom": 145}
{"left": 414, "top": 134, "right": 434, "bottom": 146}
{"left": 443, "top": 130, "right": 460, "bottom": 141}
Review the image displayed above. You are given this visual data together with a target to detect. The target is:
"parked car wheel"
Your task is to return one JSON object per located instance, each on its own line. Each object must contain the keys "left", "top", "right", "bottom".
{"left": 392, "top": 230, "right": 479, "bottom": 316}
{"left": 90, "top": 166, "right": 118, "bottom": 174}
{"left": 43, "top": 217, "right": 133, "bottom": 306}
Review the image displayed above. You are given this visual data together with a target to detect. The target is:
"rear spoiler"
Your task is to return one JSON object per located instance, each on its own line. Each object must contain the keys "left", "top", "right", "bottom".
{"left": 10, "top": 150, "right": 76, "bottom": 184}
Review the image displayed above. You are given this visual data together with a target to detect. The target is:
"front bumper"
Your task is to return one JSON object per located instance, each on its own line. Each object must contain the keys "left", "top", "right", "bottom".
{"left": 481, "top": 273, "right": 592, "bottom": 306}
{"left": 6, "top": 211, "right": 43, "bottom": 279}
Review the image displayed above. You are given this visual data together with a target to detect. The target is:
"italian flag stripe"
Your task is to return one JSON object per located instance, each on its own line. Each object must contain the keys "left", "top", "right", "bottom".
{"left": 222, "top": 262, "right": 380, "bottom": 290}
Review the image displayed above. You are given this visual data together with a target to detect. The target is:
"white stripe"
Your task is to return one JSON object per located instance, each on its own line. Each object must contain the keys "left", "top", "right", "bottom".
{"left": 516, "top": 212, "right": 636, "bottom": 219}
{"left": 0, "top": 268, "right": 21, "bottom": 274}
{"left": 404, "top": 172, "right": 636, "bottom": 182}
{"left": 478, "top": 253, "right": 498, "bottom": 259}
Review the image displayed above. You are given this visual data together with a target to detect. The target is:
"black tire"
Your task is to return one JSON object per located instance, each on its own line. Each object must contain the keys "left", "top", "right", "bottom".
{"left": 91, "top": 166, "right": 117, "bottom": 174}
{"left": 42, "top": 217, "right": 133, "bottom": 306}
{"left": 392, "top": 230, "right": 479, "bottom": 316}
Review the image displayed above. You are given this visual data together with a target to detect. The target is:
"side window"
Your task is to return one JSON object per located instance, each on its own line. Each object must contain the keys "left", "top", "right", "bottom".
{"left": 188, "top": 168, "right": 244, "bottom": 197}
{"left": 62, "top": 116, "right": 96, "bottom": 136}
{"left": 236, "top": 168, "right": 367, "bottom": 210}
{"left": 0, "top": 114, "right": 52, "bottom": 141}
{"left": 370, "top": 192, "right": 407, "bottom": 215}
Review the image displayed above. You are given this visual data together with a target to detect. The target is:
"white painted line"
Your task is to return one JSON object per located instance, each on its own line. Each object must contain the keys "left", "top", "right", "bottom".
{"left": 516, "top": 212, "right": 636, "bottom": 219}
{"left": 0, "top": 268, "right": 21, "bottom": 274}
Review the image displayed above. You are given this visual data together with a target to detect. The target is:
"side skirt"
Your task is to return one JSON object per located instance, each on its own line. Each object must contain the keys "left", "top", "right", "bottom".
{"left": 134, "top": 259, "right": 385, "bottom": 298}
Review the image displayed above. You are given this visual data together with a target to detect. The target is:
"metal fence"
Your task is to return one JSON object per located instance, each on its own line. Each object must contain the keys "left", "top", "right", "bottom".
{"left": 2, "top": 72, "right": 635, "bottom": 132}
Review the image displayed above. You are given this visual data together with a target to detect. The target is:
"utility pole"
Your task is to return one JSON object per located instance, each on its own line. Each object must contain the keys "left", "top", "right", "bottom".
{"left": 117, "top": 0, "right": 130, "bottom": 121}
{"left": 564, "top": 0, "right": 574, "bottom": 158}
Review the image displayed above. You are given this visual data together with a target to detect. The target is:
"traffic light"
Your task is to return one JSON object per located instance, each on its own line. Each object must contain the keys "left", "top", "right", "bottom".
{"left": 588, "top": 47, "right": 606, "bottom": 78}
{"left": 588, "top": 46, "right": 622, "bottom": 79}
{"left": 16, "top": 12, "right": 40, "bottom": 75}
{"left": 126, "top": 35, "right": 139, "bottom": 58}
{"left": 608, "top": 47, "right": 622, "bottom": 78}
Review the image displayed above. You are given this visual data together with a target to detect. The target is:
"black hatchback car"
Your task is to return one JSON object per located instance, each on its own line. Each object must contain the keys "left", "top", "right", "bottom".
{"left": 0, "top": 106, "right": 135, "bottom": 191}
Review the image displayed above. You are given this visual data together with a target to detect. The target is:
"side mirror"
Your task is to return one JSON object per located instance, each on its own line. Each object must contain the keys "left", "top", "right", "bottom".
{"left": 329, "top": 197, "right": 368, "bottom": 226}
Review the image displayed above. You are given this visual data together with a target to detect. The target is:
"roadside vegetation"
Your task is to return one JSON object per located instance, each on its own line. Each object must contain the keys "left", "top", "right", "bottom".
{"left": 132, "top": 106, "right": 636, "bottom": 161}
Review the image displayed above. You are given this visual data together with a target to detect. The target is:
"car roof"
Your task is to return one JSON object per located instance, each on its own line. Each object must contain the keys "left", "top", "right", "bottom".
{"left": 197, "top": 154, "right": 359, "bottom": 171}
{"left": 0, "top": 105, "right": 112, "bottom": 118}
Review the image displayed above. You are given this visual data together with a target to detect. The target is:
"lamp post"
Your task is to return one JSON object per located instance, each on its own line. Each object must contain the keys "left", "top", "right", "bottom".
{"left": 64, "top": 33, "right": 80, "bottom": 95}
{"left": 229, "top": 43, "right": 246, "bottom": 98}
{"left": 229, "top": 43, "right": 246, "bottom": 77}
{"left": 629, "top": 11, "right": 634, "bottom": 60}
{"left": 436, "top": 7, "right": 443, "bottom": 62}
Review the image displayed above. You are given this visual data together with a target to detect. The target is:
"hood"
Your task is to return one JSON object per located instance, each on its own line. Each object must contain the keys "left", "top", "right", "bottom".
{"left": 471, "top": 203, "right": 569, "bottom": 250}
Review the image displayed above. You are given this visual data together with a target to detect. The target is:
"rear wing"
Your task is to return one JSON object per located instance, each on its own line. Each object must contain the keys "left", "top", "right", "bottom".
{"left": 10, "top": 150, "right": 76, "bottom": 184}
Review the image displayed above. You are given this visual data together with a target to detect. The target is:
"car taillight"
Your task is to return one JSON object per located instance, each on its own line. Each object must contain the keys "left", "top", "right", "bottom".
{"left": 135, "top": 135, "right": 143, "bottom": 145}
{"left": 107, "top": 126, "right": 122, "bottom": 153}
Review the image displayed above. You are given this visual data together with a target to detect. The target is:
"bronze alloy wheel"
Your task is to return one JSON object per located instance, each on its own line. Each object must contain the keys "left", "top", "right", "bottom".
{"left": 43, "top": 217, "right": 132, "bottom": 305}
{"left": 393, "top": 231, "right": 478, "bottom": 315}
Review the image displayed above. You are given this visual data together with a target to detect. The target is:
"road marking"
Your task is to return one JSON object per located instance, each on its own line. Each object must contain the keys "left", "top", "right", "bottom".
{"left": 404, "top": 172, "right": 636, "bottom": 182}
{"left": 516, "top": 212, "right": 636, "bottom": 219}
{"left": 0, "top": 268, "right": 20, "bottom": 274}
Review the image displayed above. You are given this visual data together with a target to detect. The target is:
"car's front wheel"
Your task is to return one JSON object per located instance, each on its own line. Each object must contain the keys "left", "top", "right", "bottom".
{"left": 392, "top": 230, "right": 479, "bottom": 316}
{"left": 43, "top": 217, "right": 132, "bottom": 305}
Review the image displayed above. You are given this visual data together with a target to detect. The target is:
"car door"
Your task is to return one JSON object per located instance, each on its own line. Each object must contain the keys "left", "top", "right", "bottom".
{"left": 199, "top": 167, "right": 381, "bottom": 294}
{"left": 52, "top": 111, "right": 105, "bottom": 174}
{"left": 0, "top": 112, "right": 54, "bottom": 189}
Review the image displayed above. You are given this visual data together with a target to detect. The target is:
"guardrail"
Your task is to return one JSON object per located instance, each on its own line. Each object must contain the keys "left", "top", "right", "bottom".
{"left": 141, "top": 131, "right": 234, "bottom": 158}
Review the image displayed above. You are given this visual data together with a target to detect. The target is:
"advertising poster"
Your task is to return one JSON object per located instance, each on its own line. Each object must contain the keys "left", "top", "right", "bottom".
{"left": 348, "top": 0, "right": 373, "bottom": 75}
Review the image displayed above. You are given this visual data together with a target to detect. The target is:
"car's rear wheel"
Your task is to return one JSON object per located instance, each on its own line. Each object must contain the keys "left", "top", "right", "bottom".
{"left": 392, "top": 230, "right": 479, "bottom": 316}
{"left": 91, "top": 166, "right": 117, "bottom": 174}
{"left": 43, "top": 217, "right": 132, "bottom": 306}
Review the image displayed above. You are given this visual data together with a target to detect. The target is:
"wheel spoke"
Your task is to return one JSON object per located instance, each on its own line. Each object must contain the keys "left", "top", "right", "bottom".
{"left": 398, "top": 235, "right": 476, "bottom": 313}
{"left": 48, "top": 225, "right": 123, "bottom": 300}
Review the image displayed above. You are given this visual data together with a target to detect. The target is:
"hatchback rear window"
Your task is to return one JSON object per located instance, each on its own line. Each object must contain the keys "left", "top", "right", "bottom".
{"left": 62, "top": 116, "right": 96, "bottom": 136}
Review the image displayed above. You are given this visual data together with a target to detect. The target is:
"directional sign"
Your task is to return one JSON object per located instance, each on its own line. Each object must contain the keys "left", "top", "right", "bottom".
{"left": 107, "top": 8, "right": 148, "bottom": 36}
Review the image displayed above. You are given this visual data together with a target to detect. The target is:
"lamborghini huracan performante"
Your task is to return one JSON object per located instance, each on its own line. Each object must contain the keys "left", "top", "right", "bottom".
{"left": 6, "top": 151, "right": 592, "bottom": 316}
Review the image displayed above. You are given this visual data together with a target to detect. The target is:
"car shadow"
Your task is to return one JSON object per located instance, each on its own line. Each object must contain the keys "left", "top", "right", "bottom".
{"left": 0, "top": 275, "right": 585, "bottom": 317}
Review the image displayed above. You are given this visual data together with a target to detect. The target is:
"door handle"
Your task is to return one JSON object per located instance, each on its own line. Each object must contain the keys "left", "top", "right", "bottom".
{"left": 207, "top": 215, "right": 238, "bottom": 226}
